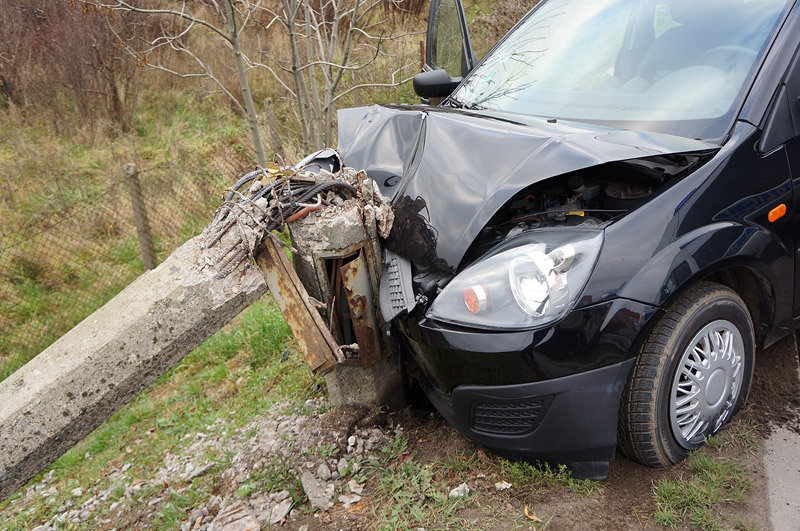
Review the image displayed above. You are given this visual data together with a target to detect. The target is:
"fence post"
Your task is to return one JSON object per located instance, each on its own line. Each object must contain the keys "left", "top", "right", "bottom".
{"left": 123, "top": 163, "right": 157, "bottom": 270}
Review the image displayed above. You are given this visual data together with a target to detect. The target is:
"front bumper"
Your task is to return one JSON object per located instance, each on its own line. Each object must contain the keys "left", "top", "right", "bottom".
{"left": 409, "top": 353, "right": 634, "bottom": 479}
{"left": 396, "top": 298, "right": 659, "bottom": 479}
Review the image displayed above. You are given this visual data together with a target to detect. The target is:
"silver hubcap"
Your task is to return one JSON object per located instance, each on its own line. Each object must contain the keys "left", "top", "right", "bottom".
{"left": 669, "top": 320, "right": 744, "bottom": 449}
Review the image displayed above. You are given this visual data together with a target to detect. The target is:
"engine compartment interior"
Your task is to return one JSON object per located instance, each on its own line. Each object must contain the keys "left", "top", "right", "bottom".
{"left": 461, "top": 152, "right": 711, "bottom": 267}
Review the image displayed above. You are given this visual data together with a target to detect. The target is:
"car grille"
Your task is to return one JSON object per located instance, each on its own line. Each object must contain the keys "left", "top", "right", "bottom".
{"left": 379, "top": 250, "right": 415, "bottom": 321}
{"left": 471, "top": 396, "right": 553, "bottom": 435}
{"left": 385, "top": 256, "right": 407, "bottom": 314}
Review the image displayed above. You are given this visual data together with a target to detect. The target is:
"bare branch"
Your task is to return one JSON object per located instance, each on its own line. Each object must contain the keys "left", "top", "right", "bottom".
{"left": 80, "top": 1, "right": 233, "bottom": 43}
{"left": 238, "top": 0, "right": 263, "bottom": 35}
{"left": 247, "top": 60, "right": 298, "bottom": 97}
{"left": 327, "top": 65, "right": 414, "bottom": 109}
{"left": 169, "top": 41, "right": 246, "bottom": 114}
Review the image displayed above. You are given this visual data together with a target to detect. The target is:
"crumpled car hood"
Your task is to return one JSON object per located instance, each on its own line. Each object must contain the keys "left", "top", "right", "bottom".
{"left": 337, "top": 104, "right": 715, "bottom": 272}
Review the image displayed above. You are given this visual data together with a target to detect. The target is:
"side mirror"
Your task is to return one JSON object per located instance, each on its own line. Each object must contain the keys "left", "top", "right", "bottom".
{"left": 413, "top": 69, "right": 462, "bottom": 99}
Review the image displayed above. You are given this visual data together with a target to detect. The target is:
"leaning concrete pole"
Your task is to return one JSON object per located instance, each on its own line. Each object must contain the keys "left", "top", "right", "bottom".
{"left": 0, "top": 165, "right": 401, "bottom": 502}
{"left": 0, "top": 237, "right": 266, "bottom": 501}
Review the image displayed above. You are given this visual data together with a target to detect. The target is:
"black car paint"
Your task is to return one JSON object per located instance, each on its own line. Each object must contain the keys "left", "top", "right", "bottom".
{"left": 330, "top": 1, "right": 800, "bottom": 478}
{"left": 338, "top": 104, "right": 717, "bottom": 273}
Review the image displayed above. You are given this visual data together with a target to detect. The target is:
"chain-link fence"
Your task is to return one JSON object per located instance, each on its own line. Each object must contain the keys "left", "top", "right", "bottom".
{"left": 0, "top": 149, "right": 254, "bottom": 378}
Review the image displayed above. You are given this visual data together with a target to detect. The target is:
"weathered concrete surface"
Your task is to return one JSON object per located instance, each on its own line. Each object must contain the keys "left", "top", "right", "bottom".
{"left": 765, "top": 427, "right": 800, "bottom": 530}
{"left": 0, "top": 236, "right": 266, "bottom": 501}
{"left": 764, "top": 334, "right": 800, "bottom": 531}
{"left": 325, "top": 358, "right": 405, "bottom": 411}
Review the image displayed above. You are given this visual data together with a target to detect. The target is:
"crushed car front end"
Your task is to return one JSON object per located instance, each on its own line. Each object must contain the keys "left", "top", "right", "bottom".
{"left": 335, "top": 103, "right": 722, "bottom": 478}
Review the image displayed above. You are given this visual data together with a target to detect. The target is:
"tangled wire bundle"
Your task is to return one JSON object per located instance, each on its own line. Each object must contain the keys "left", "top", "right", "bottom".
{"left": 199, "top": 163, "right": 359, "bottom": 278}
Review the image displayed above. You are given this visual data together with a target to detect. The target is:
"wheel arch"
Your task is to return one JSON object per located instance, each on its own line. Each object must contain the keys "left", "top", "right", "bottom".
{"left": 702, "top": 265, "right": 774, "bottom": 346}
{"left": 651, "top": 263, "right": 775, "bottom": 346}
{"left": 616, "top": 222, "right": 786, "bottom": 348}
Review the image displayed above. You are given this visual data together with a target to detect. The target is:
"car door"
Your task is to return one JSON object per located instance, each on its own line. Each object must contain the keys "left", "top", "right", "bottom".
{"left": 776, "top": 47, "right": 800, "bottom": 316}
{"left": 416, "top": 0, "right": 477, "bottom": 103}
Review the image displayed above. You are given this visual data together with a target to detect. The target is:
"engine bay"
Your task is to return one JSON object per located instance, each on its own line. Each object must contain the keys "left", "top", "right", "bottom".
{"left": 462, "top": 153, "right": 709, "bottom": 265}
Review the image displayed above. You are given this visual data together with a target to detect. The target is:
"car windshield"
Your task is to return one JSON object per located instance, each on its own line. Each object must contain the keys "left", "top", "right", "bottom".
{"left": 453, "top": 0, "right": 791, "bottom": 141}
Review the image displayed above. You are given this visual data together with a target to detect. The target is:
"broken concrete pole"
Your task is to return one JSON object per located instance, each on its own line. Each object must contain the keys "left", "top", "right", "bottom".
{"left": 0, "top": 236, "right": 266, "bottom": 501}
{"left": 325, "top": 360, "right": 406, "bottom": 410}
{"left": 0, "top": 165, "right": 401, "bottom": 502}
{"left": 289, "top": 180, "right": 404, "bottom": 409}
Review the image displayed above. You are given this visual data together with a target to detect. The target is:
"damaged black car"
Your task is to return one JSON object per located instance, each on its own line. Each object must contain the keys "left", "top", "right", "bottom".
{"left": 327, "top": 0, "right": 800, "bottom": 479}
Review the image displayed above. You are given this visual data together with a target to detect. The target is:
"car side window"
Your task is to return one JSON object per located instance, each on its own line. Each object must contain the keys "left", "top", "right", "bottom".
{"left": 429, "top": 0, "right": 464, "bottom": 77}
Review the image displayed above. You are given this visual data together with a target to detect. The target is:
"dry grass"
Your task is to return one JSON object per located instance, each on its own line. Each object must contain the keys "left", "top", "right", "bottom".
{"left": 0, "top": 0, "right": 515, "bottom": 381}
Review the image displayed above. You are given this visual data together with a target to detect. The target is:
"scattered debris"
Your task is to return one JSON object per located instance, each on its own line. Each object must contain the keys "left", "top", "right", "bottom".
{"left": 182, "top": 463, "right": 213, "bottom": 482}
{"left": 338, "top": 493, "right": 362, "bottom": 508}
{"left": 348, "top": 479, "right": 364, "bottom": 495}
{"left": 208, "top": 501, "right": 259, "bottom": 531}
{"left": 265, "top": 497, "right": 292, "bottom": 525}
{"left": 301, "top": 471, "right": 334, "bottom": 511}
{"left": 316, "top": 463, "right": 332, "bottom": 481}
{"left": 524, "top": 505, "right": 543, "bottom": 522}
{"left": 494, "top": 481, "right": 512, "bottom": 491}
{"left": 337, "top": 457, "right": 350, "bottom": 477}
{"left": 448, "top": 483, "right": 470, "bottom": 498}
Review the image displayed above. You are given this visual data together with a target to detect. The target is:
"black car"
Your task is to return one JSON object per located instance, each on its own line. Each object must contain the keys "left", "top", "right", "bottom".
{"left": 333, "top": 0, "right": 800, "bottom": 479}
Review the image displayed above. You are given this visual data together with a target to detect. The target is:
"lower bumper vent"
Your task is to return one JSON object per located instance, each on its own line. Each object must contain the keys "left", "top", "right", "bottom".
{"left": 470, "top": 396, "right": 553, "bottom": 435}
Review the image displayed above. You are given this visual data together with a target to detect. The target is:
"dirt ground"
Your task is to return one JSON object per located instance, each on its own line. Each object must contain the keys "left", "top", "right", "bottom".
{"left": 12, "top": 334, "right": 797, "bottom": 530}
{"left": 304, "top": 406, "right": 771, "bottom": 530}
{"left": 308, "top": 333, "right": 800, "bottom": 530}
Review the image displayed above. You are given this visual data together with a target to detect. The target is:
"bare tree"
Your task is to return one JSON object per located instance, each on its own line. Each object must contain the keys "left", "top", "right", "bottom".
{"left": 85, "top": 0, "right": 271, "bottom": 166}
{"left": 265, "top": 0, "right": 415, "bottom": 149}
{"left": 84, "top": 0, "right": 416, "bottom": 157}
{"left": 0, "top": 1, "right": 142, "bottom": 130}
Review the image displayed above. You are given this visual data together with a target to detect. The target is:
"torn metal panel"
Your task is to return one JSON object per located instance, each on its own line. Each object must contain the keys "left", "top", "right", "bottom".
{"left": 296, "top": 240, "right": 388, "bottom": 367}
{"left": 255, "top": 237, "right": 340, "bottom": 374}
{"left": 340, "top": 251, "right": 386, "bottom": 366}
{"left": 288, "top": 188, "right": 393, "bottom": 368}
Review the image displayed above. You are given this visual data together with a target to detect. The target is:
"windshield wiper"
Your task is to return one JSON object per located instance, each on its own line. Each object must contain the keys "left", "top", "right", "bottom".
{"left": 445, "top": 97, "right": 483, "bottom": 110}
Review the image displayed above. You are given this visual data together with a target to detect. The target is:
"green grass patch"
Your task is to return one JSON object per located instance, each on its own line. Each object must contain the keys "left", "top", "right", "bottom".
{"left": 438, "top": 451, "right": 476, "bottom": 474}
{"left": 653, "top": 452, "right": 751, "bottom": 530}
{"left": 500, "top": 459, "right": 604, "bottom": 496}
{"left": 237, "top": 451, "right": 303, "bottom": 501}
{"left": 371, "top": 455, "right": 463, "bottom": 529}
{"left": 0, "top": 297, "right": 321, "bottom": 528}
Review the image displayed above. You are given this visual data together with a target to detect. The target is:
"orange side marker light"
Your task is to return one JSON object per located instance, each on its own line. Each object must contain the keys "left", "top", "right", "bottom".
{"left": 464, "top": 284, "right": 490, "bottom": 314}
{"left": 768, "top": 203, "right": 787, "bottom": 223}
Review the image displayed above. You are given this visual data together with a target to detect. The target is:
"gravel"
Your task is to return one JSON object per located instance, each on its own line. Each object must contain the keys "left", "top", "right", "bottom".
{"left": 3, "top": 400, "right": 400, "bottom": 529}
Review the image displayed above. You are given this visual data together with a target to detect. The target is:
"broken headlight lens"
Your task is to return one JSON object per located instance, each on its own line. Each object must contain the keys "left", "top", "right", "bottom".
{"left": 426, "top": 230, "right": 603, "bottom": 330}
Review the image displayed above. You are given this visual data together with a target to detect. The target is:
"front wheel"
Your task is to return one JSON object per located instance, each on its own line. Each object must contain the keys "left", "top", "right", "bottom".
{"left": 618, "top": 281, "right": 755, "bottom": 467}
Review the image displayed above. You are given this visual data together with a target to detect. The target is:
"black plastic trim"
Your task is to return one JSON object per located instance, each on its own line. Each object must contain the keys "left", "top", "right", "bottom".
{"left": 408, "top": 356, "right": 635, "bottom": 479}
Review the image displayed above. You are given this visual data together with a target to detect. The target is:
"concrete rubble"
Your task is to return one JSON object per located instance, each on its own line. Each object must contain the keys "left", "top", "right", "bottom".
{"left": 207, "top": 500, "right": 260, "bottom": 531}
{"left": 2, "top": 396, "right": 404, "bottom": 529}
{"left": 448, "top": 483, "right": 470, "bottom": 498}
{"left": 300, "top": 471, "right": 334, "bottom": 510}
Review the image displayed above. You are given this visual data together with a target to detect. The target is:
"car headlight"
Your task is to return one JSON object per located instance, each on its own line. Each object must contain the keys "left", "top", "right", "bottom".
{"left": 426, "top": 230, "right": 603, "bottom": 330}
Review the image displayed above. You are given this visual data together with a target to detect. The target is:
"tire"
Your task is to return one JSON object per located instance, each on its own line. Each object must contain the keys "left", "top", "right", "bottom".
{"left": 618, "top": 281, "right": 755, "bottom": 467}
